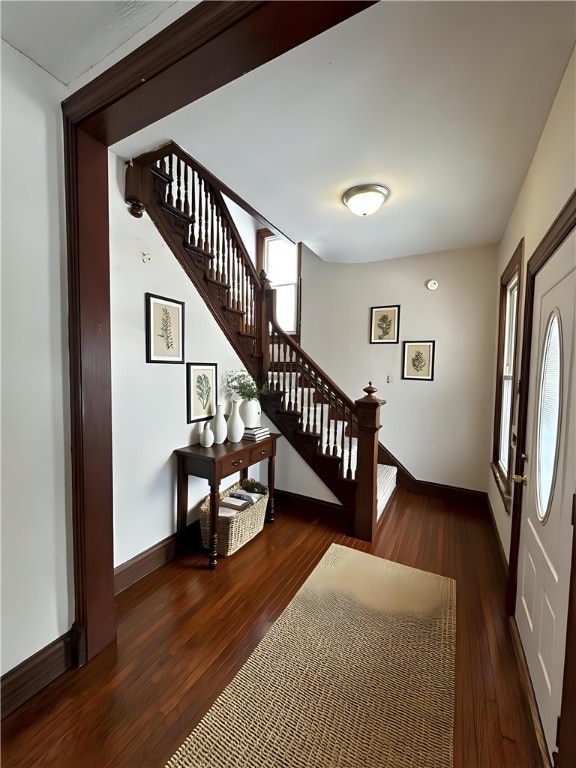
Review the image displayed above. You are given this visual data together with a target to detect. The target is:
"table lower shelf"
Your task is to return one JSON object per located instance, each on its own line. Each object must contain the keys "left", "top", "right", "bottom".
{"left": 199, "top": 482, "right": 269, "bottom": 556}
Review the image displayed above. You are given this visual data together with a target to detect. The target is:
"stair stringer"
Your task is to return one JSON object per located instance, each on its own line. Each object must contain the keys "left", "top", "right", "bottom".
{"left": 260, "top": 393, "right": 358, "bottom": 510}
{"left": 144, "top": 199, "right": 261, "bottom": 378}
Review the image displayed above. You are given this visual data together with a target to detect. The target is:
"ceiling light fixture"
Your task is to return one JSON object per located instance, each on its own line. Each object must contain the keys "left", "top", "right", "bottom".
{"left": 342, "top": 184, "right": 390, "bottom": 216}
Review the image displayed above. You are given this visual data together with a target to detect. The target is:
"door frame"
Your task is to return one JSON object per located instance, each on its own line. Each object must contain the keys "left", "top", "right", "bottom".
{"left": 61, "top": 1, "right": 375, "bottom": 663}
{"left": 505, "top": 189, "right": 576, "bottom": 766}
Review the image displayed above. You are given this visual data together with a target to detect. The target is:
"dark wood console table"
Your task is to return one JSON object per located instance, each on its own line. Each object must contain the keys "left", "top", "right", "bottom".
{"left": 174, "top": 433, "right": 280, "bottom": 568}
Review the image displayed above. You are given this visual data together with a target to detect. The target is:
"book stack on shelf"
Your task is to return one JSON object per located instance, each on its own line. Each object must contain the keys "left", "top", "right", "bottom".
{"left": 243, "top": 426, "right": 270, "bottom": 442}
{"left": 220, "top": 491, "right": 255, "bottom": 511}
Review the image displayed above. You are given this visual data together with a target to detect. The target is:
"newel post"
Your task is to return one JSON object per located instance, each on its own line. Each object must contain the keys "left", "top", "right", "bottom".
{"left": 259, "top": 270, "right": 272, "bottom": 374}
{"left": 354, "top": 382, "right": 385, "bottom": 541}
{"left": 125, "top": 160, "right": 146, "bottom": 218}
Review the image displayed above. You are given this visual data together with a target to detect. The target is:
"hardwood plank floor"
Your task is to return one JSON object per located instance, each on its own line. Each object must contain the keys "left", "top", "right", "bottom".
{"left": 2, "top": 490, "right": 542, "bottom": 767}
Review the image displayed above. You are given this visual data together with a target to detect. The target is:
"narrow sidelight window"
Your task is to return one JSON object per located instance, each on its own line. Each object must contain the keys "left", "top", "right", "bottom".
{"left": 498, "top": 273, "right": 519, "bottom": 475}
{"left": 492, "top": 241, "right": 522, "bottom": 511}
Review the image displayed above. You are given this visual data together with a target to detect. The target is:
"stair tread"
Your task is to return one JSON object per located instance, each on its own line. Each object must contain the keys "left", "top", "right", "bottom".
{"left": 183, "top": 241, "right": 213, "bottom": 259}
{"left": 160, "top": 200, "right": 194, "bottom": 224}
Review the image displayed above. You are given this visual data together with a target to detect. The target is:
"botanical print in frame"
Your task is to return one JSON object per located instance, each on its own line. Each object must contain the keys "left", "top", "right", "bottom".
{"left": 145, "top": 293, "right": 185, "bottom": 363}
{"left": 402, "top": 340, "right": 435, "bottom": 381}
{"left": 370, "top": 305, "right": 400, "bottom": 344}
{"left": 186, "top": 363, "right": 217, "bottom": 423}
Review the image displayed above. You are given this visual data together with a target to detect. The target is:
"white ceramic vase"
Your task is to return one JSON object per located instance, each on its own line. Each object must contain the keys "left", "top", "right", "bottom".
{"left": 210, "top": 404, "right": 227, "bottom": 444}
{"left": 239, "top": 398, "right": 261, "bottom": 429}
{"left": 199, "top": 421, "right": 214, "bottom": 447}
{"left": 226, "top": 399, "right": 245, "bottom": 443}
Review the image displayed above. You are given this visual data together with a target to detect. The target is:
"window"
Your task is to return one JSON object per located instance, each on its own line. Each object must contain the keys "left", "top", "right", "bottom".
{"left": 492, "top": 241, "right": 522, "bottom": 511}
{"left": 535, "top": 310, "right": 562, "bottom": 522}
{"left": 256, "top": 229, "right": 301, "bottom": 340}
{"left": 498, "top": 273, "right": 519, "bottom": 475}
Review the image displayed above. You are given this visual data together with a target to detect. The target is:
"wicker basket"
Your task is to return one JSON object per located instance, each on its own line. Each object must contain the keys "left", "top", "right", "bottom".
{"left": 199, "top": 482, "right": 269, "bottom": 556}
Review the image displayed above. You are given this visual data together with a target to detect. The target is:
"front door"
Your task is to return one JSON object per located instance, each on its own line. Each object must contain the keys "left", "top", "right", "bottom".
{"left": 516, "top": 231, "right": 575, "bottom": 759}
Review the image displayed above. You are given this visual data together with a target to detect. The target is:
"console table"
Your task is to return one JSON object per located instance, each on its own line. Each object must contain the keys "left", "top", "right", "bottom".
{"left": 174, "top": 433, "right": 280, "bottom": 568}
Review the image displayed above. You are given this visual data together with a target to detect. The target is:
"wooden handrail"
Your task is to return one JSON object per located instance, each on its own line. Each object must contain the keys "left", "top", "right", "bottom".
{"left": 127, "top": 140, "right": 290, "bottom": 242}
{"left": 265, "top": 284, "right": 365, "bottom": 482}
{"left": 264, "top": 285, "right": 357, "bottom": 413}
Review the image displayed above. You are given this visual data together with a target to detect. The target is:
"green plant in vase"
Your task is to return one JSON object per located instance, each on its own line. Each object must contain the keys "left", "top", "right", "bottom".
{"left": 223, "top": 370, "right": 269, "bottom": 401}
{"left": 223, "top": 370, "right": 269, "bottom": 429}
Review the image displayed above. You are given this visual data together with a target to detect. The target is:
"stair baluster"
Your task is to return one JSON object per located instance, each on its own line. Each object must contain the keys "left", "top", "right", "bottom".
{"left": 175, "top": 158, "right": 182, "bottom": 211}
{"left": 215, "top": 210, "right": 221, "bottom": 282}
{"left": 287, "top": 346, "right": 294, "bottom": 411}
{"left": 339, "top": 403, "right": 346, "bottom": 475}
{"left": 346, "top": 406, "right": 354, "bottom": 480}
{"left": 318, "top": 381, "right": 325, "bottom": 454}
{"left": 331, "top": 400, "right": 339, "bottom": 457}
{"left": 183, "top": 162, "right": 190, "bottom": 217}
{"left": 190, "top": 168, "right": 197, "bottom": 247}
{"left": 225, "top": 227, "right": 232, "bottom": 292}
{"left": 167, "top": 155, "right": 174, "bottom": 206}
{"left": 209, "top": 197, "right": 216, "bottom": 279}
{"left": 271, "top": 331, "right": 278, "bottom": 391}
{"left": 203, "top": 180, "right": 210, "bottom": 255}
{"left": 311, "top": 371, "right": 318, "bottom": 435}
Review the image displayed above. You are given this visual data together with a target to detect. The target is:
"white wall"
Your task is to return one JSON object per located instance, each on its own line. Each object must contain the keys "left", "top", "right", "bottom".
{"left": 0, "top": 42, "right": 72, "bottom": 673}
{"left": 489, "top": 46, "right": 576, "bottom": 559}
{"left": 267, "top": 414, "right": 340, "bottom": 503}
{"left": 109, "top": 154, "right": 258, "bottom": 566}
{"left": 301, "top": 244, "right": 498, "bottom": 491}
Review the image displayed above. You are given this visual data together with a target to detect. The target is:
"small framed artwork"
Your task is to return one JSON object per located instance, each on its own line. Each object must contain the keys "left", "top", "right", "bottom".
{"left": 370, "top": 305, "right": 400, "bottom": 344}
{"left": 186, "top": 363, "right": 217, "bottom": 423}
{"left": 402, "top": 340, "right": 435, "bottom": 381}
{"left": 145, "top": 293, "right": 185, "bottom": 363}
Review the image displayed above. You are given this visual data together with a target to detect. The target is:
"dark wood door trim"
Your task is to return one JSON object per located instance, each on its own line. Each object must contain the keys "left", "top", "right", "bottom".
{"left": 505, "top": 189, "right": 576, "bottom": 765}
{"left": 62, "top": 1, "right": 375, "bottom": 665}
{"left": 65, "top": 125, "right": 116, "bottom": 663}
{"left": 557, "top": 516, "right": 576, "bottom": 767}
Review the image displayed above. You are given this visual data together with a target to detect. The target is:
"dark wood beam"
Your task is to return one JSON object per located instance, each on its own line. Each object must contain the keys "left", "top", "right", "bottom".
{"left": 63, "top": 1, "right": 376, "bottom": 146}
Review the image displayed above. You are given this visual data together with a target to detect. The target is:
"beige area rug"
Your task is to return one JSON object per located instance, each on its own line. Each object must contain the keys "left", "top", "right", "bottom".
{"left": 166, "top": 544, "right": 456, "bottom": 768}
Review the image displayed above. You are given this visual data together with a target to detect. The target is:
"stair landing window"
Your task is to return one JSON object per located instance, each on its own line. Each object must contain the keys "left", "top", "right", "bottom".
{"left": 257, "top": 229, "right": 301, "bottom": 341}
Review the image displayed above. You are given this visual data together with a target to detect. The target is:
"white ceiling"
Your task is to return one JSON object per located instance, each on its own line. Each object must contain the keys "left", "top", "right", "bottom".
{"left": 2, "top": 1, "right": 575, "bottom": 263}
{"left": 0, "top": 1, "right": 199, "bottom": 85}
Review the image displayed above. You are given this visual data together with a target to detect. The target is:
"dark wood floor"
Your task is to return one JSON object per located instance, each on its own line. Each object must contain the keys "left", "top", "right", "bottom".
{"left": 2, "top": 489, "right": 542, "bottom": 767}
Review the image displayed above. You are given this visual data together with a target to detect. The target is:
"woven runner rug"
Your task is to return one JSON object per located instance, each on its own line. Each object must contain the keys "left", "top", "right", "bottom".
{"left": 166, "top": 543, "right": 456, "bottom": 768}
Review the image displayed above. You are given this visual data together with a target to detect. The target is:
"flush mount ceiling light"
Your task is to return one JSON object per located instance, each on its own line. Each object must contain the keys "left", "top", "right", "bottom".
{"left": 342, "top": 184, "right": 390, "bottom": 216}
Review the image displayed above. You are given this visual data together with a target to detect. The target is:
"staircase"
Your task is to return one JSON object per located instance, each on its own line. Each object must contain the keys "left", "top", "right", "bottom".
{"left": 125, "top": 141, "right": 397, "bottom": 540}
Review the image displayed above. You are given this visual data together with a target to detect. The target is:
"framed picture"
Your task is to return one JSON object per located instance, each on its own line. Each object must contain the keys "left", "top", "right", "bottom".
{"left": 186, "top": 363, "right": 217, "bottom": 423}
{"left": 402, "top": 341, "right": 435, "bottom": 381}
{"left": 145, "top": 293, "right": 184, "bottom": 363}
{"left": 370, "top": 305, "right": 400, "bottom": 344}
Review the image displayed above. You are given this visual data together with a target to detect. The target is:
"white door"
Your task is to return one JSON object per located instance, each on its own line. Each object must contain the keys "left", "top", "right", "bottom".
{"left": 516, "top": 232, "right": 576, "bottom": 759}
